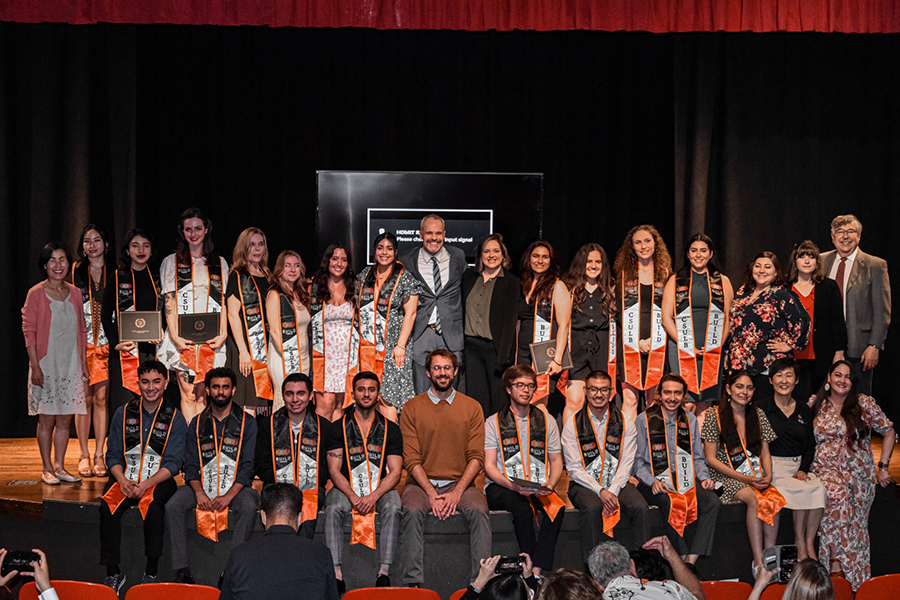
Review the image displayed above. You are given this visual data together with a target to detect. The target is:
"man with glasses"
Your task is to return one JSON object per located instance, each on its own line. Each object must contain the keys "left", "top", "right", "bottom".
{"left": 399, "top": 349, "right": 490, "bottom": 588}
{"left": 484, "top": 364, "right": 565, "bottom": 579}
{"left": 561, "top": 370, "right": 644, "bottom": 562}
{"left": 821, "top": 214, "right": 891, "bottom": 395}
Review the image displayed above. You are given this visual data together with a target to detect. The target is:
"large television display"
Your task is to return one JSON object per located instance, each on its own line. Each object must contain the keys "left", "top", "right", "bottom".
{"left": 317, "top": 171, "right": 543, "bottom": 268}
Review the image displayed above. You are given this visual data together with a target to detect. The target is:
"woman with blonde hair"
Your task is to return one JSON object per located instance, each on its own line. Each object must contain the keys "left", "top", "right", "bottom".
{"left": 265, "top": 250, "right": 311, "bottom": 410}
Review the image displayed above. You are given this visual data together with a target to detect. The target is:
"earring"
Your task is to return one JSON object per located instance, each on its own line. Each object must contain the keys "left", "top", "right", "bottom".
{"left": 824, "top": 382, "right": 830, "bottom": 391}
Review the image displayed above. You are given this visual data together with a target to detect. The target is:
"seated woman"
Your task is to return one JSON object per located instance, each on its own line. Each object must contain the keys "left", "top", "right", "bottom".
{"left": 702, "top": 369, "right": 785, "bottom": 577}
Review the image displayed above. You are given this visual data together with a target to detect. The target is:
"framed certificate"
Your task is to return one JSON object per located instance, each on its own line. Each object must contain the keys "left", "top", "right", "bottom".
{"left": 119, "top": 311, "right": 162, "bottom": 343}
{"left": 529, "top": 339, "right": 573, "bottom": 375}
{"left": 510, "top": 477, "right": 547, "bottom": 491}
{"left": 179, "top": 313, "right": 220, "bottom": 343}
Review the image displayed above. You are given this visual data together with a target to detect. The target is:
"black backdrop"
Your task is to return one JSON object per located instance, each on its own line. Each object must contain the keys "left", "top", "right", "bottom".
{"left": 1, "top": 23, "right": 897, "bottom": 435}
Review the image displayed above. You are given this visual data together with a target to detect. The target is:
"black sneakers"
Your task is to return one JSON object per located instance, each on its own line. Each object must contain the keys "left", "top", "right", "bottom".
{"left": 336, "top": 578, "right": 347, "bottom": 596}
{"left": 104, "top": 572, "right": 126, "bottom": 594}
{"left": 173, "top": 569, "right": 196, "bottom": 585}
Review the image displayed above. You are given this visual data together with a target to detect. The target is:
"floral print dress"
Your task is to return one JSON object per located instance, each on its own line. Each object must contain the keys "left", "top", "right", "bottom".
{"left": 811, "top": 394, "right": 893, "bottom": 591}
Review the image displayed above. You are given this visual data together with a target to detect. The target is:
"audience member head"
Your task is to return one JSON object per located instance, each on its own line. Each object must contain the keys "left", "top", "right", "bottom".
{"left": 204, "top": 367, "right": 237, "bottom": 409}
{"left": 629, "top": 548, "right": 673, "bottom": 582}
{"left": 260, "top": 483, "right": 303, "bottom": 530}
{"left": 313, "top": 242, "right": 355, "bottom": 304}
{"left": 475, "top": 233, "right": 512, "bottom": 273}
{"left": 782, "top": 558, "right": 834, "bottom": 600}
{"left": 519, "top": 241, "right": 561, "bottom": 304}
{"left": 351, "top": 371, "right": 381, "bottom": 411}
{"left": 425, "top": 349, "right": 458, "bottom": 393}
{"left": 419, "top": 214, "right": 446, "bottom": 256}
{"left": 535, "top": 569, "right": 602, "bottom": 600}
{"left": 564, "top": 243, "right": 615, "bottom": 314}
{"left": 830, "top": 214, "right": 862, "bottom": 257}
{"left": 479, "top": 572, "right": 530, "bottom": 600}
{"left": 811, "top": 360, "right": 868, "bottom": 444}
{"left": 681, "top": 233, "right": 722, "bottom": 276}
{"left": 39, "top": 242, "right": 72, "bottom": 278}
{"left": 273, "top": 249, "right": 310, "bottom": 306}
{"left": 120, "top": 227, "right": 154, "bottom": 269}
{"left": 175, "top": 207, "right": 214, "bottom": 262}
{"left": 788, "top": 240, "right": 824, "bottom": 283}
{"left": 719, "top": 369, "right": 761, "bottom": 454}
{"left": 282, "top": 373, "right": 313, "bottom": 416}
{"left": 742, "top": 251, "right": 784, "bottom": 292}
{"left": 614, "top": 224, "right": 671, "bottom": 282}
{"left": 231, "top": 227, "right": 272, "bottom": 279}
{"left": 588, "top": 541, "right": 633, "bottom": 589}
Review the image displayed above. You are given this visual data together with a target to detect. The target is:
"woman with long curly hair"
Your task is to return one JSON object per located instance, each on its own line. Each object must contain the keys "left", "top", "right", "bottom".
{"left": 265, "top": 250, "right": 311, "bottom": 410}
{"left": 613, "top": 225, "right": 671, "bottom": 420}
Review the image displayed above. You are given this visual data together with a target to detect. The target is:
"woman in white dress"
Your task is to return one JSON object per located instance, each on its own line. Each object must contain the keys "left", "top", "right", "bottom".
{"left": 266, "top": 250, "right": 311, "bottom": 411}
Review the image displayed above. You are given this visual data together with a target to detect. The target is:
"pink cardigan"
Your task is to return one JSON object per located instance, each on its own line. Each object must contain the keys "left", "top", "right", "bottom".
{"left": 22, "top": 282, "right": 88, "bottom": 367}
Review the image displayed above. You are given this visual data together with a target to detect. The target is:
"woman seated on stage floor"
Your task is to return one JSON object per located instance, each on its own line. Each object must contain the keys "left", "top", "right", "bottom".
{"left": 266, "top": 250, "right": 311, "bottom": 411}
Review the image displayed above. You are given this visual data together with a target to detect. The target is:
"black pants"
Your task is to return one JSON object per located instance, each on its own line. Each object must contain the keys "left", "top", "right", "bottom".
{"left": 486, "top": 484, "right": 565, "bottom": 571}
{"left": 637, "top": 481, "right": 721, "bottom": 557}
{"left": 567, "top": 481, "right": 649, "bottom": 558}
{"left": 464, "top": 336, "right": 505, "bottom": 417}
{"left": 99, "top": 477, "right": 177, "bottom": 567}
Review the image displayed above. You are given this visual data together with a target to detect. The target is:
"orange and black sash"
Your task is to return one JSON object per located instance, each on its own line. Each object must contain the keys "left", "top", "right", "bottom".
{"left": 271, "top": 407, "right": 321, "bottom": 523}
{"left": 237, "top": 271, "right": 273, "bottom": 401}
{"left": 176, "top": 257, "right": 224, "bottom": 384}
{"left": 357, "top": 267, "right": 404, "bottom": 381}
{"left": 309, "top": 290, "right": 359, "bottom": 405}
{"left": 196, "top": 405, "right": 245, "bottom": 541}
{"left": 674, "top": 271, "right": 725, "bottom": 394}
{"left": 278, "top": 290, "right": 307, "bottom": 377}
{"left": 73, "top": 263, "right": 110, "bottom": 385}
{"left": 620, "top": 278, "right": 666, "bottom": 390}
{"left": 646, "top": 404, "right": 697, "bottom": 536}
{"left": 575, "top": 405, "right": 624, "bottom": 535}
{"left": 343, "top": 405, "right": 387, "bottom": 550}
{"left": 115, "top": 268, "right": 160, "bottom": 395}
{"left": 102, "top": 399, "right": 177, "bottom": 518}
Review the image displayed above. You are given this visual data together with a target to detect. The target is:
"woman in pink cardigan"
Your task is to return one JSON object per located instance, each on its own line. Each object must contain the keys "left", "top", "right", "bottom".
{"left": 22, "top": 242, "right": 89, "bottom": 485}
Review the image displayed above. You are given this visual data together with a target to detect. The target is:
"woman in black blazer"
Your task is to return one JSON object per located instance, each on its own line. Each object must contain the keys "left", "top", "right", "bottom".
{"left": 789, "top": 240, "right": 847, "bottom": 400}
{"left": 461, "top": 234, "right": 520, "bottom": 416}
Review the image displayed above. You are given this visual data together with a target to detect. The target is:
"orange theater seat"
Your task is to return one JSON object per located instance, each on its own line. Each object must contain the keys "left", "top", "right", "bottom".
{"left": 343, "top": 587, "right": 442, "bottom": 600}
{"left": 701, "top": 580, "right": 752, "bottom": 600}
{"left": 448, "top": 589, "right": 468, "bottom": 600}
{"left": 759, "top": 583, "right": 786, "bottom": 600}
{"left": 830, "top": 576, "right": 853, "bottom": 600}
{"left": 19, "top": 581, "right": 120, "bottom": 600}
{"left": 856, "top": 573, "right": 900, "bottom": 600}
{"left": 125, "top": 582, "right": 221, "bottom": 599}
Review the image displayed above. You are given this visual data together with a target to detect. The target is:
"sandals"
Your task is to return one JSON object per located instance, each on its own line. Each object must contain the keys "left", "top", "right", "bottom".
{"left": 93, "top": 454, "right": 108, "bottom": 477}
{"left": 78, "top": 456, "right": 94, "bottom": 478}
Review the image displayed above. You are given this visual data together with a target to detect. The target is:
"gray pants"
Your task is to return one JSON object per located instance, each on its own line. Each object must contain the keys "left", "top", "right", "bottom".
{"left": 637, "top": 481, "right": 721, "bottom": 557}
{"left": 323, "top": 487, "right": 401, "bottom": 567}
{"left": 401, "top": 481, "right": 491, "bottom": 584}
{"left": 412, "top": 327, "right": 463, "bottom": 394}
{"left": 164, "top": 484, "right": 260, "bottom": 570}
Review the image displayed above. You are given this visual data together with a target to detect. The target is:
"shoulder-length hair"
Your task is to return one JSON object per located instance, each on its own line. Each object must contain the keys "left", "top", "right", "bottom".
{"left": 313, "top": 242, "right": 356, "bottom": 305}
{"left": 272, "top": 250, "right": 309, "bottom": 307}
{"left": 174, "top": 207, "right": 215, "bottom": 264}
{"left": 741, "top": 251, "right": 785, "bottom": 292}
{"left": 563, "top": 243, "right": 615, "bottom": 314}
{"left": 474, "top": 233, "right": 512, "bottom": 272}
{"left": 119, "top": 228, "right": 154, "bottom": 268}
{"left": 230, "top": 227, "right": 273, "bottom": 282}
{"left": 717, "top": 369, "right": 762, "bottom": 456}
{"left": 810, "top": 360, "right": 869, "bottom": 445}
{"left": 679, "top": 233, "right": 723, "bottom": 276}
{"left": 787, "top": 240, "right": 825, "bottom": 284}
{"left": 363, "top": 232, "right": 404, "bottom": 289}
{"left": 782, "top": 558, "right": 834, "bottom": 600}
{"left": 519, "top": 241, "right": 561, "bottom": 305}
{"left": 613, "top": 225, "right": 672, "bottom": 283}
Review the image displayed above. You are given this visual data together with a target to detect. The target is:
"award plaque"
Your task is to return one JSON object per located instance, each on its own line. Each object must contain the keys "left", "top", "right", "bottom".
{"left": 179, "top": 313, "right": 220, "bottom": 343}
{"left": 529, "top": 339, "right": 573, "bottom": 375}
{"left": 119, "top": 311, "right": 162, "bottom": 343}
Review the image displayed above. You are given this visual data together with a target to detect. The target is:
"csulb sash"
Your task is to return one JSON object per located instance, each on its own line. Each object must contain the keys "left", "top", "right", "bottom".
{"left": 102, "top": 399, "right": 177, "bottom": 518}
{"left": 674, "top": 271, "right": 725, "bottom": 394}
{"left": 497, "top": 405, "right": 566, "bottom": 521}
{"left": 342, "top": 405, "right": 388, "bottom": 550}
{"left": 196, "top": 405, "right": 245, "bottom": 542}
{"left": 177, "top": 258, "right": 224, "bottom": 384}
{"left": 237, "top": 271, "right": 273, "bottom": 401}
{"left": 73, "top": 265, "right": 109, "bottom": 385}
{"left": 621, "top": 279, "right": 666, "bottom": 390}
{"left": 270, "top": 407, "right": 321, "bottom": 524}
{"left": 645, "top": 404, "right": 697, "bottom": 536}
{"left": 277, "top": 290, "right": 307, "bottom": 377}
{"left": 716, "top": 407, "right": 786, "bottom": 526}
{"left": 526, "top": 281, "right": 568, "bottom": 402}
{"left": 357, "top": 267, "right": 404, "bottom": 383}
{"left": 310, "top": 291, "right": 359, "bottom": 407}
{"left": 115, "top": 268, "right": 159, "bottom": 395}
{"left": 574, "top": 404, "right": 624, "bottom": 535}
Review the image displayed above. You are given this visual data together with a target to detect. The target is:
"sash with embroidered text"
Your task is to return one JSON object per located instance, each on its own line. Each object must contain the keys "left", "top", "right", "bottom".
{"left": 196, "top": 406, "right": 245, "bottom": 541}
{"left": 237, "top": 271, "right": 273, "bottom": 400}
{"left": 674, "top": 271, "right": 725, "bottom": 394}
{"left": 575, "top": 404, "right": 624, "bottom": 534}
{"left": 357, "top": 267, "right": 404, "bottom": 381}
{"left": 310, "top": 289, "right": 359, "bottom": 406}
{"left": 271, "top": 406, "right": 321, "bottom": 523}
{"left": 177, "top": 258, "right": 224, "bottom": 384}
{"left": 278, "top": 290, "right": 307, "bottom": 377}
{"left": 646, "top": 404, "right": 697, "bottom": 535}
{"left": 343, "top": 405, "right": 387, "bottom": 549}
{"left": 115, "top": 268, "right": 159, "bottom": 395}
{"left": 621, "top": 279, "right": 666, "bottom": 390}
{"left": 73, "top": 265, "right": 110, "bottom": 385}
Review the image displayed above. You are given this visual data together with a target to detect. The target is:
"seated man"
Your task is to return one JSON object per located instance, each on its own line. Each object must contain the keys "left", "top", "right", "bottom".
{"left": 255, "top": 373, "right": 328, "bottom": 539}
{"left": 220, "top": 483, "right": 338, "bottom": 600}
{"left": 400, "top": 349, "right": 491, "bottom": 587}
{"left": 324, "top": 371, "right": 403, "bottom": 593}
{"left": 561, "top": 370, "right": 643, "bottom": 560}
{"left": 484, "top": 364, "right": 565, "bottom": 577}
{"left": 633, "top": 373, "right": 720, "bottom": 574}
{"left": 165, "top": 367, "right": 259, "bottom": 584}
{"left": 589, "top": 537, "right": 705, "bottom": 600}
{"left": 100, "top": 360, "right": 187, "bottom": 592}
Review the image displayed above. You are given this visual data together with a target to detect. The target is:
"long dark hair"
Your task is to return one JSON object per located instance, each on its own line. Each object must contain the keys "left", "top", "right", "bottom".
{"left": 120, "top": 228, "right": 155, "bottom": 268}
{"left": 313, "top": 242, "right": 356, "bottom": 305}
{"left": 519, "top": 241, "right": 561, "bottom": 305}
{"left": 73, "top": 223, "right": 114, "bottom": 284}
{"left": 787, "top": 240, "right": 825, "bottom": 284}
{"left": 718, "top": 369, "right": 762, "bottom": 456}
{"left": 679, "top": 233, "right": 723, "bottom": 276}
{"left": 810, "top": 360, "right": 869, "bottom": 445}
{"left": 564, "top": 243, "right": 615, "bottom": 314}
{"left": 741, "top": 251, "right": 784, "bottom": 292}
{"left": 363, "top": 232, "right": 403, "bottom": 289}
{"left": 174, "top": 207, "right": 216, "bottom": 264}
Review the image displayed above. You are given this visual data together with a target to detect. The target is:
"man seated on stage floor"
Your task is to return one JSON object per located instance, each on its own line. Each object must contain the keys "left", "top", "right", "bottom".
{"left": 560, "top": 370, "right": 644, "bottom": 562}
{"left": 633, "top": 373, "right": 720, "bottom": 576}
{"left": 254, "top": 373, "right": 328, "bottom": 540}
{"left": 484, "top": 364, "right": 565, "bottom": 579}
{"left": 165, "top": 367, "right": 259, "bottom": 585}
{"left": 100, "top": 359, "right": 187, "bottom": 592}
{"left": 589, "top": 537, "right": 705, "bottom": 600}
{"left": 324, "top": 371, "right": 403, "bottom": 594}
{"left": 220, "top": 483, "right": 338, "bottom": 600}
{"left": 399, "top": 349, "right": 491, "bottom": 587}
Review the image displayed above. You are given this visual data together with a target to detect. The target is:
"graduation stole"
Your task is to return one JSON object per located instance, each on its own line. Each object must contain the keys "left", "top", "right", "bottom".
{"left": 115, "top": 268, "right": 159, "bottom": 395}
{"left": 674, "top": 271, "right": 725, "bottom": 394}
{"left": 176, "top": 257, "right": 224, "bottom": 384}
{"left": 102, "top": 399, "right": 177, "bottom": 518}
{"left": 271, "top": 407, "right": 321, "bottom": 524}
{"left": 196, "top": 405, "right": 246, "bottom": 541}
{"left": 342, "top": 405, "right": 388, "bottom": 550}
{"left": 237, "top": 271, "right": 273, "bottom": 401}
{"left": 497, "top": 405, "right": 565, "bottom": 521}
{"left": 575, "top": 404, "right": 624, "bottom": 535}
{"left": 278, "top": 290, "right": 306, "bottom": 377}
{"left": 357, "top": 266, "right": 404, "bottom": 380}
{"left": 716, "top": 407, "right": 786, "bottom": 527}
{"left": 645, "top": 404, "right": 697, "bottom": 536}
{"left": 527, "top": 281, "right": 568, "bottom": 402}
{"left": 620, "top": 278, "right": 666, "bottom": 390}
{"left": 73, "top": 264, "right": 109, "bottom": 385}
{"left": 309, "top": 290, "right": 359, "bottom": 404}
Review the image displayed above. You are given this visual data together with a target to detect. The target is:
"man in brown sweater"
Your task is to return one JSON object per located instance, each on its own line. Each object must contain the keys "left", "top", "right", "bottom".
{"left": 400, "top": 348, "right": 491, "bottom": 587}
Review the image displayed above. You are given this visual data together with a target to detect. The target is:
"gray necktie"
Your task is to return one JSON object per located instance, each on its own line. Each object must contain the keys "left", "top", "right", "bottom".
{"left": 431, "top": 255, "right": 443, "bottom": 335}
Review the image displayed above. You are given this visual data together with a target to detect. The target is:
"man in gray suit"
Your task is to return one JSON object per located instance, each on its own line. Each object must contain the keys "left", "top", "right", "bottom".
{"left": 399, "top": 214, "right": 468, "bottom": 393}
{"left": 821, "top": 214, "right": 891, "bottom": 395}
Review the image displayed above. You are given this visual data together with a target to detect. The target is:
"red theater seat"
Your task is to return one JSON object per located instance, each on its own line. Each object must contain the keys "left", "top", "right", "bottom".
{"left": 125, "top": 582, "right": 221, "bottom": 599}
{"left": 19, "top": 581, "right": 120, "bottom": 600}
{"left": 343, "top": 587, "right": 442, "bottom": 600}
{"left": 701, "top": 580, "right": 752, "bottom": 600}
{"left": 856, "top": 573, "right": 900, "bottom": 600}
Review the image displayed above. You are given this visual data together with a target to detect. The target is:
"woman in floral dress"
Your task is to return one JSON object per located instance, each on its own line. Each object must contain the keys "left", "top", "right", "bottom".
{"left": 810, "top": 360, "right": 895, "bottom": 591}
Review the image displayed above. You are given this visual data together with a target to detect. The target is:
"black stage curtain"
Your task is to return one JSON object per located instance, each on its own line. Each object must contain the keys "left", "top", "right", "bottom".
{"left": 1, "top": 23, "right": 898, "bottom": 435}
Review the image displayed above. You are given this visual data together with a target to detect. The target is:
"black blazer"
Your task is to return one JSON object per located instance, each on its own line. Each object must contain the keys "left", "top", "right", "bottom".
{"left": 804, "top": 277, "right": 847, "bottom": 375}
{"left": 461, "top": 267, "right": 520, "bottom": 371}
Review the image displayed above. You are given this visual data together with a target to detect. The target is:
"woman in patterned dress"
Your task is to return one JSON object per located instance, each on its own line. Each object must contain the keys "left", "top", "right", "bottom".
{"left": 811, "top": 360, "right": 895, "bottom": 590}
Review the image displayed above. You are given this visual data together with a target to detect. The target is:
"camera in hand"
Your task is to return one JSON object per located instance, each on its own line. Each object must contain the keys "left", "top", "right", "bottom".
{"left": 763, "top": 544, "right": 798, "bottom": 584}
{"left": 1, "top": 550, "right": 40, "bottom": 576}
{"left": 495, "top": 555, "right": 525, "bottom": 575}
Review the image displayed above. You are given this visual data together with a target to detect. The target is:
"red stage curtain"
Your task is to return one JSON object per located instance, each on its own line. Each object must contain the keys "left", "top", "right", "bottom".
{"left": 2, "top": 0, "right": 899, "bottom": 32}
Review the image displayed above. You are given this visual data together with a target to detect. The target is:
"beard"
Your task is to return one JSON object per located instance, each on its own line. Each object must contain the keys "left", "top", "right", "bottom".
{"left": 209, "top": 395, "right": 231, "bottom": 409}
{"left": 431, "top": 377, "right": 453, "bottom": 393}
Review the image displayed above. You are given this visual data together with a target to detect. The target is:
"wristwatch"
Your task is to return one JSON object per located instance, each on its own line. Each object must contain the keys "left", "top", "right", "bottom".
{"left": 877, "top": 461, "right": 889, "bottom": 469}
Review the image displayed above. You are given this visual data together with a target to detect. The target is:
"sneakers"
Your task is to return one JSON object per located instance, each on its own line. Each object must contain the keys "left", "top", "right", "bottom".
{"left": 173, "top": 569, "right": 196, "bottom": 584}
{"left": 141, "top": 573, "right": 158, "bottom": 585}
{"left": 104, "top": 572, "right": 126, "bottom": 594}
{"left": 375, "top": 574, "right": 391, "bottom": 587}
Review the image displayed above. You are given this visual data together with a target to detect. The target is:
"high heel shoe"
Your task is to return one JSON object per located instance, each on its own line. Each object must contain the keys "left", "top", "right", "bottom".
{"left": 78, "top": 456, "right": 93, "bottom": 478}
{"left": 93, "top": 453, "right": 107, "bottom": 477}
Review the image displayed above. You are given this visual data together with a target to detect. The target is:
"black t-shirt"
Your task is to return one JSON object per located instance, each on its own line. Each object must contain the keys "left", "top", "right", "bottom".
{"left": 757, "top": 395, "right": 816, "bottom": 473}
{"left": 325, "top": 415, "right": 403, "bottom": 481}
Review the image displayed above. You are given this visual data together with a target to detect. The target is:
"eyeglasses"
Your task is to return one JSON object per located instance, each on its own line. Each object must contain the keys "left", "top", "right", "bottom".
{"left": 430, "top": 365, "right": 454, "bottom": 372}
{"left": 834, "top": 228, "right": 859, "bottom": 236}
{"left": 510, "top": 382, "right": 537, "bottom": 392}
{"left": 586, "top": 386, "right": 613, "bottom": 395}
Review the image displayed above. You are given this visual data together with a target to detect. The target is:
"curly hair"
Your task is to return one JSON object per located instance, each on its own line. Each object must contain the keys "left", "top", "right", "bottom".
{"left": 810, "top": 360, "right": 869, "bottom": 446}
{"left": 312, "top": 242, "right": 356, "bottom": 305}
{"left": 563, "top": 243, "right": 616, "bottom": 314}
{"left": 613, "top": 225, "right": 671, "bottom": 283}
